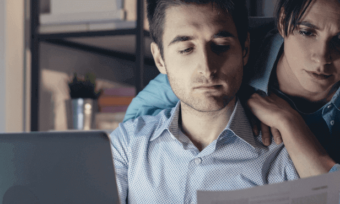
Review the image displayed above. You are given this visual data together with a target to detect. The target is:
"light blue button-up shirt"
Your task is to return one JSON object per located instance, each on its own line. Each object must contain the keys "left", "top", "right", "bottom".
{"left": 111, "top": 100, "right": 299, "bottom": 204}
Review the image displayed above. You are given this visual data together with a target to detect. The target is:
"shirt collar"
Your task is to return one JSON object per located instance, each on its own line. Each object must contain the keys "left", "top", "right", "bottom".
{"left": 150, "top": 100, "right": 258, "bottom": 148}
{"left": 331, "top": 87, "right": 340, "bottom": 111}
{"left": 249, "top": 31, "right": 284, "bottom": 95}
{"left": 226, "top": 100, "right": 257, "bottom": 148}
{"left": 150, "top": 102, "right": 180, "bottom": 141}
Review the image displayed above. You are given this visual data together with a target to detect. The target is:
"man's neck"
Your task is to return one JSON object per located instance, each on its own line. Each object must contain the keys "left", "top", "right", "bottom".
{"left": 179, "top": 98, "right": 236, "bottom": 151}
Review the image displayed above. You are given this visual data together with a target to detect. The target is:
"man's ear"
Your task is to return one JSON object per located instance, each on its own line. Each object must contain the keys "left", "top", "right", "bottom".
{"left": 151, "top": 42, "right": 166, "bottom": 74}
{"left": 277, "top": 7, "right": 286, "bottom": 37}
{"left": 242, "top": 32, "right": 250, "bottom": 66}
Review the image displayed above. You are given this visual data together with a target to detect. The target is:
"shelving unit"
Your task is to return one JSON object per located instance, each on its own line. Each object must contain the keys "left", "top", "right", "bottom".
{"left": 30, "top": 0, "right": 150, "bottom": 131}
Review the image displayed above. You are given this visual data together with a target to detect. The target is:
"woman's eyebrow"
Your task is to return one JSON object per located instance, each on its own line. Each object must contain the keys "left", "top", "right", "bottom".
{"left": 297, "top": 21, "right": 319, "bottom": 30}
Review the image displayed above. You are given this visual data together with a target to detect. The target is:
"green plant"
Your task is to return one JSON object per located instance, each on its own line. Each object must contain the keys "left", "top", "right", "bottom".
{"left": 68, "top": 73, "right": 102, "bottom": 99}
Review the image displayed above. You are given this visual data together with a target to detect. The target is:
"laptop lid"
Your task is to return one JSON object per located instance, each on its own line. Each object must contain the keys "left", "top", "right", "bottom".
{"left": 0, "top": 131, "right": 120, "bottom": 204}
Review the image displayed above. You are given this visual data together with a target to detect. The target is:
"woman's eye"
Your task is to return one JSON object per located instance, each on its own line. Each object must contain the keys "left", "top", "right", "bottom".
{"left": 336, "top": 35, "right": 340, "bottom": 44}
{"left": 179, "top": 47, "right": 193, "bottom": 54}
{"left": 299, "top": 30, "right": 314, "bottom": 37}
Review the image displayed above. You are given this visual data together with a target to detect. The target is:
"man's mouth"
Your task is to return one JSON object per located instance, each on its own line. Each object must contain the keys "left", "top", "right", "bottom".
{"left": 195, "top": 85, "right": 222, "bottom": 89}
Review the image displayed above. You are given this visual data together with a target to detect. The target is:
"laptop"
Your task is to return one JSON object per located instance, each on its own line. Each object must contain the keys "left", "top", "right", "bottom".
{"left": 0, "top": 131, "right": 120, "bottom": 204}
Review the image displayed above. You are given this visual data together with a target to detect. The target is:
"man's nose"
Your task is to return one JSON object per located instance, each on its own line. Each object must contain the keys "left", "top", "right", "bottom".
{"left": 198, "top": 46, "right": 217, "bottom": 77}
{"left": 311, "top": 41, "right": 332, "bottom": 67}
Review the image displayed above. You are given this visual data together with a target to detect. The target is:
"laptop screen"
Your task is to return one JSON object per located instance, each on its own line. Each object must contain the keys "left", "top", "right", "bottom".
{"left": 0, "top": 131, "right": 120, "bottom": 204}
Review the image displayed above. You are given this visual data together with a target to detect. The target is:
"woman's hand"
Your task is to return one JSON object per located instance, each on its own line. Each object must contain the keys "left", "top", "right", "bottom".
{"left": 246, "top": 92, "right": 295, "bottom": 146}
{"left": 247, "top": 92, "right": 335, "bottom": 178}
{"left": 247, "top": 92, "right": 298, "bottom": 129}
{"left": 247, "top": 111, "right": 282, "bottom": 146}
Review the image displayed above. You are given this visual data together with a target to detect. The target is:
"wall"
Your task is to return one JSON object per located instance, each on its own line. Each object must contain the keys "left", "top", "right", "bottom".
{"left": 262, "top": 0, "right": 278, "bottom": 17}
{"left": 0, "top": 0, "right": 6, "bottom": 132}
{"left": 0, "top": 0, "right": 26, "bottom": 132}
{"left": 246, "top": 0, "right": 278, "bottom": 17}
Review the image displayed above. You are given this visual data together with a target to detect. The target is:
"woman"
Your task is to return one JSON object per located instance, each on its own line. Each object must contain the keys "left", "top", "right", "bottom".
{"left": 124, "top": 0, "right": 340, "bottom": 177}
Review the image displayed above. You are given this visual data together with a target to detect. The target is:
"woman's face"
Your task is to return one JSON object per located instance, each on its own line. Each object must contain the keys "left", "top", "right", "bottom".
{"left": 281, "top": 0, "right": 340, "bottom": 96}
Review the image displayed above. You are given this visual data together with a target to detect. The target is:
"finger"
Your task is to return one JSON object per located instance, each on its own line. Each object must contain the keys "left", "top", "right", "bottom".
{"left": 251, "top": 116, "right": 259, "bottom": 136}
{"left": 246, "top": 93, "right": 261, "bottom": 108}
{"left": 271, "top": 128, "right": 283, "bottom": 144}
{"left": 261, "top": 123, "right": 271, "bottom": 146}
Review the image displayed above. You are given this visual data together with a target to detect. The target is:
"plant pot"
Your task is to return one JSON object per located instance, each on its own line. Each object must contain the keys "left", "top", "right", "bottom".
{"left": 66, "top": 98, "right": 97, "bottom": 130}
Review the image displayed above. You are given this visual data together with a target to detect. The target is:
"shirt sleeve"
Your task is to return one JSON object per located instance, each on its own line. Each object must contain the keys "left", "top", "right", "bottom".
{"left": 328, "top": 164, "right": 340, "bottom": 204}
{"left": 329, "top": 163, "right": 340, "bottom": 173}
{"left": 110, "top": 124, "right": 130, "bottom": 204}
{"left": 123, "top": 74, "right": 179, "bottom": 122}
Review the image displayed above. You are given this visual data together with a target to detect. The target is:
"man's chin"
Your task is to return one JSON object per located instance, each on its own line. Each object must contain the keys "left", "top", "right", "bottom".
{"left": 181, "top": 97, "right": 234, "bottom": 113}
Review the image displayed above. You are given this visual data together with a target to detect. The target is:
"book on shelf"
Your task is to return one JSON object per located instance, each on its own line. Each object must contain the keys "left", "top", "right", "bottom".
{"left": 40, "top": 10, "right": 126, "bottom": 25}
{"left": 98, "top": 87, "right": 135, "bottom": 113}
{"left": 50, "top": 0, "right": 123, "bottom": 14}
{"left": 98, "top": 96, "right": 134, "bottom": 106}
{"left": 39, "top": 21, "right": 136, "bottom": 33}
{"left": 102, "top": 87, "right": 136, "bottom": 96}
{"left": 100, "top": 105, "right": 129, "bottom": 113}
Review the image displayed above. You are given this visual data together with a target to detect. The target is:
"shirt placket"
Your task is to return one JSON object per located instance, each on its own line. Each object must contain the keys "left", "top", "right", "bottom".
{"left": 330, "top": 108, "right": 340, "bottom": 137}
{"left": 323, "top": 104, "right": 337, "bottom": 135}
{"left": 183, "top": 133, "right": 229, "bottom": 204}
{"left": 183, "top": 154, "right": 206, "bottom": 204}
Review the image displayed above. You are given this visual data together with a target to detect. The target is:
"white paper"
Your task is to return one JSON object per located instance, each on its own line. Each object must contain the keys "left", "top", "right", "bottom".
{"left": 198, "top": 171, "right": 340, "bottom": 204}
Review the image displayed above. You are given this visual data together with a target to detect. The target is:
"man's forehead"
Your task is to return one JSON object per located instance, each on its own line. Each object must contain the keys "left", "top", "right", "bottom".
{"left": 163, "top": 4, "right": 236, "bottom": 38}
{"left": 164, "top": 3, "right": 231, "bottom": 23}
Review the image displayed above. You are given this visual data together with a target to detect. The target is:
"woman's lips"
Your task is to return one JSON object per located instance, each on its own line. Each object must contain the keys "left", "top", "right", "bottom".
{"left": 306, "top": 71, "right": 332, "bottom": 80}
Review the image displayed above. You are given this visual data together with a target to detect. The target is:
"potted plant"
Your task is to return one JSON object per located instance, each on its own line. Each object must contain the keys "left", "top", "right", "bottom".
{"left": 67, "top": 73, "right": 102, "bottom": 130}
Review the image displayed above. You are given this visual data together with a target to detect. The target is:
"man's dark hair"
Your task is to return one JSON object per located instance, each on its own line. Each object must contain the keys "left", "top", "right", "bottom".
{"left": 275, "top": 0, "right": 315, "bottom": 36}
{"left": 147, "top": 0, "right": 249, "bottom": 57}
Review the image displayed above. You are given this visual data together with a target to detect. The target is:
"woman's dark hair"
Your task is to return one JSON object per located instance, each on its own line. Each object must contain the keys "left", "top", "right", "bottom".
{"left": 275, "top": 0, "right": 314, "bottom": 36}
{"left": 147, "top": 0, "right": 248, "bottom": 57}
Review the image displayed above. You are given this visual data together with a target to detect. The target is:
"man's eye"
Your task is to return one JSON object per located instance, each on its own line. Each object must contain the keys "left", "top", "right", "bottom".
{"left": 211, "top": 44, "right": 230, "bottom": 54}
{"left": 299, "top": 30, "right": 315, "bottom": 37}
{"left": 179, "top": 47, "right": 193, "bottom": 54}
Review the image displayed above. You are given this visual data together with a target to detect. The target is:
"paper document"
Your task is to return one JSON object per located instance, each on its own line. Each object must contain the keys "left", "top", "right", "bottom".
{"left": 198, "top": 171, "right": 340, "bottom": 204}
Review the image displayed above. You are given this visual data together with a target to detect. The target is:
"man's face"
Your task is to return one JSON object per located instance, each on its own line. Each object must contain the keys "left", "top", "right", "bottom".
{"left": 151, "top": 3, "right": 249, "bottom": 112}
{"left": 281, "top": 0, "right": 340, "bottom": 95}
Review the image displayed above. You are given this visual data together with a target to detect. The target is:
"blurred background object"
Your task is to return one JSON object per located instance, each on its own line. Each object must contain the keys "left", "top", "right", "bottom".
{"left": 66, "top": 73, "right": 101, "bottom": 130}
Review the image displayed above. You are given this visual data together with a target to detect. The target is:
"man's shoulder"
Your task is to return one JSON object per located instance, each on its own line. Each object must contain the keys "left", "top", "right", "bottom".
{"left": 110, "top": 108, "right": 173, "bottom": 144}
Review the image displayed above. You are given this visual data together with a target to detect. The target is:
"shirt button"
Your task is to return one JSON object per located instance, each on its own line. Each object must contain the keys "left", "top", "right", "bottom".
{"left": 195, "top": 157, "right": 202, "bottom": 165}
{"left": 328, "top": 104, "right": 332, "bottom": 109}
{"left": 330, "top": 120, "right": 335, "bottom": 126}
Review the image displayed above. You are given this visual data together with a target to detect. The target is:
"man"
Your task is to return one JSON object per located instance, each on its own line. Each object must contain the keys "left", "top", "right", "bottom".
{"left": 110, "top": 1, "right": 299, "bottom": 203}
